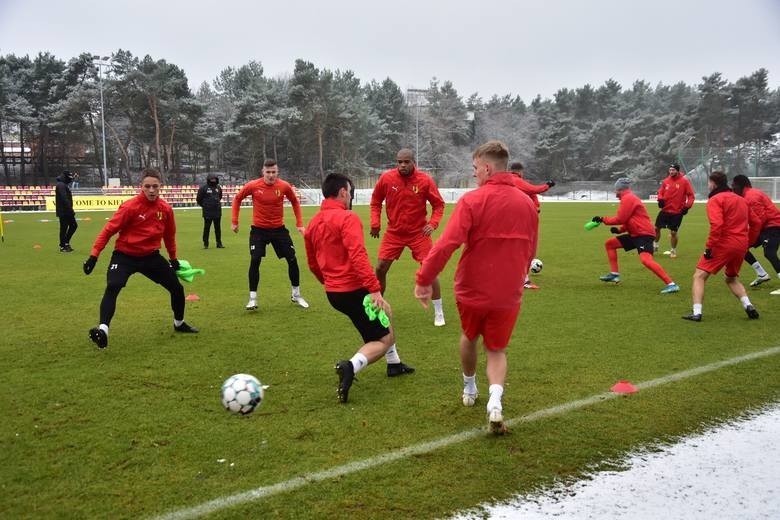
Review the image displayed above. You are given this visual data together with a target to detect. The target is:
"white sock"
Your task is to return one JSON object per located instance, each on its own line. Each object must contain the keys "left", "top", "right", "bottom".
{"left": 350, "top": 353, "right": 368, "bottom": 374}
{"left": 385, "top": 343, "right": 401, "bottom": 364}
{"left": 693, "top": 303, "right": 703, "bottom": 315}
{"left": 670, "top": 248, "right": 676, "bottom": 254}
{"left": 752, "top": 263, "right": 768, "bottom": 277}
{"left": 249, "top": 291, "right": 257, "bottom": 300}
{"left": 174, "top": 319, "right": 183, "bottom": 327}
{"left": 740, "top": 296, "right": 752, "bottom": 309}
{"left": 653, "top": 241, "right": 658, "bottom": 249}
{"left": 99, "top": 324, "right": 109, "bottom": 334}
{"left": 432, "top": 298, "right": 443, "bottom": 315}
{"left": 292, "top": 286, "right": 300, "bottom": 297}
{"left": 487, "top": 384, "right": 504, "bottom": 411}
{"left": 463, "top": 374, "right": 477, "bottom": 394}
{"left": 667, "top": 281, "right": 676, "bottom": 286}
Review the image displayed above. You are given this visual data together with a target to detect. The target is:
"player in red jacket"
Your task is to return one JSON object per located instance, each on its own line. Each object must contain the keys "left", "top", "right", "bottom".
{"left": 509, "top": 161, "right": 555, "bottom": 289}
{"left": 654, "top": 163, "right": 695, "bottom": 258}
{"left": 305, "top": 173, "right": 413, "bottom": 403}
{"left": 82, "top": 169, "right": 198, "bottom": 349}
{"left": 415, "top": 141, "right": 538, "bottom": 435}
{"left": 231, "top": 158, "right": 308, "bottom": 311}
{"left": 682, "top": 172, "right": 759, "bottom": 321}
{"left": 370, "top": 149, "right": 446, "bottom": 327}
{"left": 592, "top": 178, "right": 680, "bottom": 294}
{"left": 731, "top": 174, "right": 780, "bottom": 293}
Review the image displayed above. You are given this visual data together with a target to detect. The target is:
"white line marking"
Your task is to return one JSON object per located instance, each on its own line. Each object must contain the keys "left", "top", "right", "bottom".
{"left": 152, "top": 346, "right": 780, "bottom": 520}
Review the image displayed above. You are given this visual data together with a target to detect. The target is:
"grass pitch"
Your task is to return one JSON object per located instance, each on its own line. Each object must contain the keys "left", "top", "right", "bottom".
{"left": 0, "top": 201, "right": 777, "bottom": 519}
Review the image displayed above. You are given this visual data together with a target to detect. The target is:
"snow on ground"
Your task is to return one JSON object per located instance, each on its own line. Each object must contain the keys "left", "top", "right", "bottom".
{"left": 452, "top": 403, "right": 780, "bottom": 520}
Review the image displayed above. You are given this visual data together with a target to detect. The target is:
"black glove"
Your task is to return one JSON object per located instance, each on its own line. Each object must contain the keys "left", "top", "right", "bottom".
{"left": 658, "top": 199, "right": 665, "bottom": 208}
{"left": 83, "top": 255, "right": 97, "bottom": 275}
{"left": 703, "top": 248, "right": 712, "bottom": 259}
{"left": 546, "top": 180, "right": 556, "bottom": 187}
{"left": 610, "top": 227, "right": 620, "bottom": 234}
{"left": 170, "top": 259, "right": 181, "bottom": 271}
{"left": 592, "top": 216, "right": 602, "bottom": 223}
{"left": 681, "top": 207, "right": 688, "bottom": 215}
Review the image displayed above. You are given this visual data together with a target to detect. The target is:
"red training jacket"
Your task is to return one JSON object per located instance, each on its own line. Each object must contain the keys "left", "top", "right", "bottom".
{"left": 657, "top": 174, "right": 694, "bottom": 214}
{"left": 370, "top": 167, "right": 445, "bottom": 235}
{"left": 231, "top": 178, "right": 303, "bottom": 228}
{"left": 512, "top": 175, "right": 549, "bottom": 210}
{"left": 601, "top": 189, "right": 656, "bottom": 237}
{"left": 416, "top": 173, "right": 538, "bottom": 309}
{"left": 706, "top": 189, "right": 749, "bottom": 252}
{"left": 741, "top": 186, "right": 780, "bottom": 245}
{"left": 90, "top": 193, "right": 177, "bottom": 259}
{"left": 305, "top": 198, "right": 381, "bottom": 293}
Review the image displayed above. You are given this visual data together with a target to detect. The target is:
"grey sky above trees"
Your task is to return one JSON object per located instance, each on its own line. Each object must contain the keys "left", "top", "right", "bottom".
{"left": 1, "top": 0, "right": 778, "bottom": 102}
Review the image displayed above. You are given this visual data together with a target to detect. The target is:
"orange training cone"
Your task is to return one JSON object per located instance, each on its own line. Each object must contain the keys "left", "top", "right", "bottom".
{"left": 611, "top": 380, "right": 638, "bottom": 394}
{"left": 186, "top": 293, "right": 200, "bottom": 301}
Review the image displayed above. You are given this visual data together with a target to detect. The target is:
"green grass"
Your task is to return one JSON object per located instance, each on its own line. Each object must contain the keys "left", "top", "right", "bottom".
{"left": 0, "top": 201, "right": 778, "bottom": 519}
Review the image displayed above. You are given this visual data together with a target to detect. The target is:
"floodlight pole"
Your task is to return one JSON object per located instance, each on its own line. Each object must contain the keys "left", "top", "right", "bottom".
{"left": 94, "top": 58, "right": 110, "bottom": 187}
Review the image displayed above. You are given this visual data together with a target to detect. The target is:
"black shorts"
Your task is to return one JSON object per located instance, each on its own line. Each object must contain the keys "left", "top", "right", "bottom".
{"left": 106, "top": 250, "right": 180, "bottom": 289}
{"left": 756, "top": 227, "right": 780, "bottom": 249}
{"left": 326, "top": 289, "right": 391, "bottom": 343}
{"left": 249, "top": 226, "right": 295, "bottom": 259}
{"left": 617, "top": 234, "right": 655, "bottom": 255}
{"left": 655, "top": 211, "right": 684, "bottom": 231}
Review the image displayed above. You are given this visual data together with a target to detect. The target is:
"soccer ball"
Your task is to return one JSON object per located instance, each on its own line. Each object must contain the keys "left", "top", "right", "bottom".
{"left": 221, "top": 373, "right": 264, "bottom": 415}
{"left": 530, "top": 258, "right": 543, "bottom": 274}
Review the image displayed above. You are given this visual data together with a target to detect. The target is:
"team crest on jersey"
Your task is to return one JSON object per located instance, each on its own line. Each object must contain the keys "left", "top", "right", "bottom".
{"left": 275, "top": 189, "right": 281, "bottom": 197}
{"left": 156, "top": 211, "right": 163, "bottom": 220}
{"left": 412, "top": 185, "right": 419, "bottom": 194}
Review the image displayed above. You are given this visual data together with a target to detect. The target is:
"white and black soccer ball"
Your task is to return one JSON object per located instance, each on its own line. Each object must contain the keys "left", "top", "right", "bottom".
{"left": 530, "top": 258, "right": 543, "bottom": 274}
{"left": 221, "top": 373, "right": 264, "bottom": 415}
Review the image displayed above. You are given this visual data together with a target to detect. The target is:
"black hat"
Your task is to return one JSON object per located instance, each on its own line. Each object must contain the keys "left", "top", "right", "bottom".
{"left": 670, "top": 163, "right": 681, "bottom": 171}
{"left": 63, "top": 170, "right": 75, "bottom": 181}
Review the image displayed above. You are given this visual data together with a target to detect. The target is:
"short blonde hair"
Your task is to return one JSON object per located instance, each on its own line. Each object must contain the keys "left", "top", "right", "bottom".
{"left": 473, "top": 141, "right": 509, "bottom": 170}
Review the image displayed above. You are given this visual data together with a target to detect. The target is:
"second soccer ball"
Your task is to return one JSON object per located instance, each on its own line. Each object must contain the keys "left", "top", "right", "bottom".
{"left": 530, "top": 258, "right": 543, "bottom": 274}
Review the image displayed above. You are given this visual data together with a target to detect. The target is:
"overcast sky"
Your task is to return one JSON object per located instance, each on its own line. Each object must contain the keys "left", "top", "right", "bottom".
{"left": 1, "top": 0, "right": 779, "bottom": 101}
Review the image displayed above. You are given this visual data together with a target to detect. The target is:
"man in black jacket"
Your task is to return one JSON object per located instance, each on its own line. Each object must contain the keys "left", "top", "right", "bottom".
{"left": 196, "top": 173, "right": 224, "bottom": 248}
{"left": 55, "top": 170, "right": 77, "bottom": 252}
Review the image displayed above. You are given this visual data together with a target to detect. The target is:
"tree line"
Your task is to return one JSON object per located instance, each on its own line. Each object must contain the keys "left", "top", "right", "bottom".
{"left": 1, "top": 49, "right": 778, "bottom": 188}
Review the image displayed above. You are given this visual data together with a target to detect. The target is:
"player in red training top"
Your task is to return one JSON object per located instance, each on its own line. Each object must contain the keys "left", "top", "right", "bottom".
{"left": 509, "top": 161, "right": 555, "bottom": 289}
{"left": 730, "top": 174, "right": 780, "bottom": 293}
{"left": 82, "top": 169, "right": 198, "bottom": 349}
{"left": 305, "top": 173, "right": 414, "bottom": 403}
{"left": 592, "top": 178, "right": 680, "bottom": 294}
{"left": 654, "top": 163, "right": 695, "bottom": 258}
{"left": 231, "top": 158, "right": 309, "bottom": 311}
{"left": 415, "top": 141, "right": 538, "bottom": 435}
{"left": 682, "top": 172, "right": 759, "bottom": 321}
{"left": 370, "top": 149, "right": 446, "bottom": 327}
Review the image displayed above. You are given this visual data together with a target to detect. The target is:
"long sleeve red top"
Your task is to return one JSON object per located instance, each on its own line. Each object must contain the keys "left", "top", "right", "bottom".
{"left": 231, "top": 178, "right": 303, "bottom": 228}
{"left": 706, "top": 189, "right": 749, "bottom": 252}
{"left": 743, "top": 186, "right": 780, "bottom": 230}
{"left": 512, "top": 175, "right": 549, "bottom": 210}
{"left": 657, "top": 174, "right": 695, "bottom": 214}
{"left": 304, "top": 198, "right": 381, "bottom": 293}
{"left": 416, "top": 173, "right": 538, "bottom": 309}
{"left": 602, "top": 189, "right": 656, "bottom": 237}
{"left": 90, "top": 193, "right": 177, "bottom": 259}
{"left": 370, "top": 168, "right": 445, "bottom": 235}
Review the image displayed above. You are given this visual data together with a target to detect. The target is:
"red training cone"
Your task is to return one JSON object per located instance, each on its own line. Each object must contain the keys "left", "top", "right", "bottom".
{"left": 186, "top": 293, "right": 201, "bottom": 301}
{"left": 611, "top": 380, "right": 638, "bottom": 394}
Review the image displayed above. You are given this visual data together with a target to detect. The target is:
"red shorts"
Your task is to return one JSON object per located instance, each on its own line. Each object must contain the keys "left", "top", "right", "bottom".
{"left": 696, "top": 247, "right": 744, "bottom": 277}
{"left": 378, "top": 231, "right": 433, "bottom": 262}
{"left": 456, "top": 301, "right": 520, "bottom": 351}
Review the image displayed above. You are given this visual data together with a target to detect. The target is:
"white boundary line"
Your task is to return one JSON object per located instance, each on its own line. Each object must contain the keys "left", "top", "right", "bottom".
{"left": 152, "top": 346, "right": 780, "bottom": 520}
